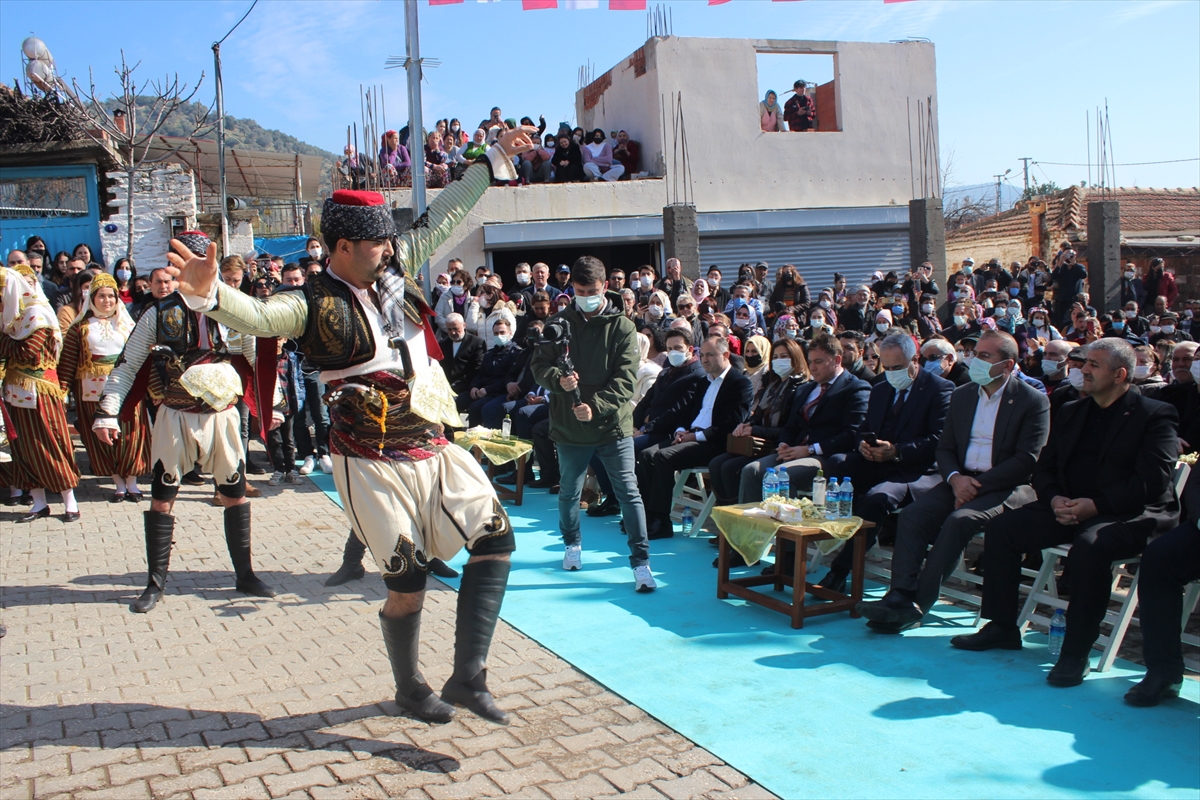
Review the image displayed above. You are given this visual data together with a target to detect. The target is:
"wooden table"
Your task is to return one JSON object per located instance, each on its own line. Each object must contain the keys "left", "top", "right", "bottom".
{"left": 469, "top": 446, "right": 526, "bottom": 506}
{"left": 716, "top": 521, "right": 874, "bottom": 629}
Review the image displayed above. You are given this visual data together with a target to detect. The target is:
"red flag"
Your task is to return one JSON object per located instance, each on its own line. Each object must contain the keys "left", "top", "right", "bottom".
{"left": 609, "top": 0, "right": 646, "bottom": 8}
{"left": 522, "top": 0, "right": 556, "bottom": 8}
{"left": 428, "top": 0, "right": 464, "bottom": 5}
{"left": 708, "top": 0, "right": 732, "bottom": 4}
{"left": 884, "top": 0, "right": 916, "bottom": 3}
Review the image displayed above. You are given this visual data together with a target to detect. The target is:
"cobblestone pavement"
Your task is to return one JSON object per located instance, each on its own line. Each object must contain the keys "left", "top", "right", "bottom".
{"left": 0, "top": 459, "right": 775, "bottom": 800}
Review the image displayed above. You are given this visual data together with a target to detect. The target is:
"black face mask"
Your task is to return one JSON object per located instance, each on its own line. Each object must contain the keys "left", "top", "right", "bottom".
{"left": 745, "top": 354, "right": 763, "bottom": 368}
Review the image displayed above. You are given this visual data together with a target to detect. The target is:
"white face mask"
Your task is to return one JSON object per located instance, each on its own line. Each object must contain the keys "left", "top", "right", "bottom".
{"left": 920, "top": 304, "right": 934, "bottom": 315}
{"left": 1150, "top": 325, "right": 1161, "bottom": 335}
{"left": 884, "top": 367, "right": 914, "bottom": 392}
{"left": 876, "top": 322, "right": 889, "bottom": 334}
{"left": 1161, "top": 325, "right": 1176, "bottom": 335}
{"left": 308, "top": 247, "right": 322, "bottom": 260}
{"left": 1124, "top": 309, "right": 1137, "bottom": 319}
{"left": 450, "top": 285, "right": 465, "bottom": 297}
{"left": 809, "top": 318, "right": 824, "bottom": 329}
{"left": 493, "top": 333, "right": 511, "bottom": 346}
{"left": 1132, "top": 364, "right": 1151, "bottom": 380}
{"left": 953, "top": 315, "right": 967, "bottom": 327}
{"left": 1067, "top": 368, "right": 1085, "bottom": 390}
{"left": 575, "top": 294, "right": 603, "bottom": 313}
{"left": 1191, "top": 360, "right": 1200, "bottom": 384}
{"left": 819, "top": 300, "right": 831, "bottom": 310}
{"left": 1124, "top": 270, "right": 1134, "bottom": 279}
{"left": 771, "top": 358, "right": 792, "bottom": 377}
{"left": 648, "top": 305, "right": 664, "bottom": 319}
{"left": 1031, "top": 318, "right": 1045, "bottom": 327}
{"left": 515, "top": 272, "right": 530, "bottom": 285}
{"left": 1041, "top": 358, "right": 1063, "bottom": 375}
{"left": 667, "top": 350, "right": 688, "bottom": 367}
{"left": 785, "top": 328, "right": 798, "bottom": 339}
{"left": 640, "top": 276, "right": 652, "bottom": 289}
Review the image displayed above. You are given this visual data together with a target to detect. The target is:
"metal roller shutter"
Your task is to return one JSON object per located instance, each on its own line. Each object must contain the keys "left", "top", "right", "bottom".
{"left": 699, "top": 230, "right": 910, "bottom": 293}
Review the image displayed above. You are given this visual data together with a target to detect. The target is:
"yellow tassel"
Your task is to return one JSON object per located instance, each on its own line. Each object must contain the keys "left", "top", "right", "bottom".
{"left": 362, "top": 391, "right": 389, "bottom": 452}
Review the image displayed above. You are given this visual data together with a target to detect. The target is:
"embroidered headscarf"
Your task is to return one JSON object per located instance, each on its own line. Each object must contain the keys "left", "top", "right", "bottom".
{"left": 0, "top": 266, "right": 60, "bottom": 346}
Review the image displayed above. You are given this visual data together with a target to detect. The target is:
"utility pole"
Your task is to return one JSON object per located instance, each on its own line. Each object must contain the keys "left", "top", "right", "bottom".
{"left": 992, "top": 168, "right": 1011, "bottom": 215}
{"left": 213, "top": 42, "right": 228, "bottom": 255}
{"left": 404, "top": 0, "right": 428, "bottom": 293}
{"left": 1020, "top": 157, "right": 1032, "bottom": 196}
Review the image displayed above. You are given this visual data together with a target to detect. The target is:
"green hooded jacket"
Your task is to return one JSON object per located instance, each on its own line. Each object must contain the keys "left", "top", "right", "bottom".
{"left": 529, "top": 291, "right": 638, "bottom": 448}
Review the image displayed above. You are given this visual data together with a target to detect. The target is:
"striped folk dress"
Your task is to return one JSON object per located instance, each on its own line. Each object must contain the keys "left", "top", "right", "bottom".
{"left": 57, "top": 318, "right": 150, "bottom": 478}
{"left": 0, "top": 328, "right": 80, "bottom": 492}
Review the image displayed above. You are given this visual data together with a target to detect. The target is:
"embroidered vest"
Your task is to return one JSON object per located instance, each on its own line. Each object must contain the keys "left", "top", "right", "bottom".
{"left": 295, "top": 270, "right": 377, "bottom": 370}
{"left": 152, "top": 293, "right": 232, "bottom": 409}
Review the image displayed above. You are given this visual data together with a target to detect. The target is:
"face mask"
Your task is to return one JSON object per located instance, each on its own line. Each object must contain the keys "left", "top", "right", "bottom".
{"left": 876, "top": 322, "right": 889, "bottom": 334}
{"left": 575, "top": 294, "right": 603, "bottom": 313}
{"left": 771, "top": 358, "right": 792, "bottom": 377}
{"left": 745, "top": 354, "right": 763, "bottom": 368}
{"left": 708, "top": 277, "right": 721, "bottom": 288}
{"left": 885, "top": 367, "right": 914, "bottom": 392}
{"left": 920, "top": 304, "right": 934, "bottom": 315}
{"left": 493, "top": 334, "right": 511, "bottom": 346}
{"left": 1112, "top": 321, "right": 1125, "bottom": 330}
{"left": 640, "top": 276, "right": 652, "bottom": 289}
{"left": 450, "top": 285, "right": 464, "bottom": 297}
{"left": 1124, "top": 270, "right": 1134, "bottom": 279}
{"left": 308, "top": 247, "right": 322, "bottom": 260}
{"left": 1162, "top": 325, "right": 1176, "bottom": 335}
{"left": 1008, "top": 287, "right": 1020, "bottom": 296}
{"left": 953, "top": 315, "right": 967, "bottom": 327}
{"left": 667, "top": 350, "right": 688, "bottom": 367}
{"left": 1150, "top": 325, "right": 1161, "bottom": 335}
{"left": 809, "top": 319, "right": 824, "bottom": 329}
{"left": 891, "top": 305, "right": 904, "bottom": 316}
{"left": 1067, "top": 368, "right": 1085, "bottom": 390}
{"left": 968, "top": 357, "right": 998, "bottom": 386}
{"left": 648, "top": 305, "right": 664, "bottom": 319}
{"left": 116, "top": 268, "right": 131, "bottom": 282}
{"left": 1191, "top": 360, "right": 1200, "bottom": 384}
{"left": 1007, "top": 306, "right": 1018, "bottom": 317}
{"left": 923, "top": 359, "right": 944, "bottom": 377}
{"left": 1031, "top": 318, "right": 1044, "bottom": 327}
{"left": 516, "top": 272, "right": 530, "bottom": 285}
{"left": 1041, "top": 358, "right": 1062, "bottom": 375}
{"left": 819, "top": 300, "right": 831, "bottom": 310}
{"left": 961, "top": 354, "right": 975, "bottom": 366}
{"left": 1133, "top": 364, "right": 1151, "bottom": 380}
{"left": 785, "top": 329, "right": 798, "bottom": 339}
{"left": 451, "top": 124, "right": 460, "bottom": 133}
{"left": 1124, "top": 310, "right": 1137, "bottom": 319}
{"left": 963, "top": 266, "right": 973, "bottom": 275}
{"left": 735, "top": 317, "right": 751, "bottom": 328}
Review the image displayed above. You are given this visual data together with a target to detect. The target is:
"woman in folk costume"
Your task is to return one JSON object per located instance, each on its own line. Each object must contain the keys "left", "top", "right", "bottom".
{"left": 0, "top": 266, "right": 82, "bottom": 521}
{"left": 57, "top": 272, "right": 150, "bottom": 502}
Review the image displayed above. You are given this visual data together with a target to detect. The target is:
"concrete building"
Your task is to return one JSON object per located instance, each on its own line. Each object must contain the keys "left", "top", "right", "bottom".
{"left": 384, "top": 35, "right": 938, "bottom": 291}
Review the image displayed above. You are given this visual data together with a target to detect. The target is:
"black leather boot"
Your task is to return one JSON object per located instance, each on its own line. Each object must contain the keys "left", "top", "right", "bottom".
{"left": 379, "top": 611, "right": 456, "bottom": 723}
{"left": 325, "top": 529, "right": 367, "bottom": 586}
{"left": 224, "top": 504, "right": 276, "bottom": 597}
{"left": 441, "top": 559, "right": 511, "bottom": 724}
{"left": 132, "top": 511, "right": 174, "bottom": 613}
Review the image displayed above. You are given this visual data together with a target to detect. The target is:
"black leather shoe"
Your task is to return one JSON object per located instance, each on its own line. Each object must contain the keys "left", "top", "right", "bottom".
{"left": 19, "top": 507, "right": 50, "bottom": 523}
{"left": 495, "top": 471, "right": 519, "bottom": 486}
{"left": 951, "top": 621, "right": 1023, "bottom": 651}
{"left": 325, "top": 564, "right": 365, "bottom": 586}
{"left": 110, "top": 492, "right": 127, "bottom": 503}
{"left": 867, "top": 619, "right": 922, "bottom": 634}
{"left": 131, "top": 586, "right": 162, "bottom": 613}
{"left": 62, "top": 511, "right": 81, "bottom": 523}
{"left": 1124, "top": 673, "right": 1183, "bottom": 707}
{"left": 247, "top": 461, "right": 267, "bottom": 475}
{"left": 1047, "top": 654, "right": 1091, "bottom": 687}
{"left": 809, "top": 568, "right": 847, "bottom": 597}
{"left": 586, "top": 496, "right": 621, "bottom": 518}
{"left": 125, "top": 492, "right": 144, "bottom": 503}
{"left": 858, "top": 593, "right": 923, "bottom": 627}
{"left": 527, "top": 477, "right": 558, "bottom": 489}
{"left": 182, "top": 470, "right": 205, "bottom": 486}
{"left": 713, "top": 551, "right": 748, "bottom": 568}
{"left": 237, "top": 577, "right": 278, "bottom": 598}
{"left": 429, "top": 559, "right": 459, "bottom": 579}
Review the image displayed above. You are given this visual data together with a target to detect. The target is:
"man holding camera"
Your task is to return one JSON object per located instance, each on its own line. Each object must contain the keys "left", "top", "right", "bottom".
{"left": 529, "top": 256, "right": 656, "bottom": 592}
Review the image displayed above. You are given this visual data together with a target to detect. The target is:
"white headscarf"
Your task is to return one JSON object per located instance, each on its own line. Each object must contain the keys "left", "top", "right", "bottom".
{"left": 0, "top": 266, "right": 60, "bottom": 347}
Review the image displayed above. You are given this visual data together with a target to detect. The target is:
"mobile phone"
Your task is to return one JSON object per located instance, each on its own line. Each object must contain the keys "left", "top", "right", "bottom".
{"left": 860, "top": 431, "right": 879, "bottom": 447}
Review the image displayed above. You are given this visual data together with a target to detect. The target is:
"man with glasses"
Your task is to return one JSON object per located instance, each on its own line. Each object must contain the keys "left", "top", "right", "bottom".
{"left": 953, "top": 338, "right": 1179, "bottom": 690}
{"left": 857, "top": 331, "right": 1049, "bottom": 632}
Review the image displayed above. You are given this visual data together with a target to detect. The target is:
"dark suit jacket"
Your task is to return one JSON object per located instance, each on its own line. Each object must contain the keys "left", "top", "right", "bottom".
{"left": 662, "top": 366, "right": 753, "bottom": 445}
{"left": 1033, "top": 390, "right": 1179, "bottom": 532}
{"left": 635, "top": 359, "right": 705, "bottom": 439}
{"left": 781, "top": 369, "right": 870, "bottom": 456}
{"left": 437, "top": 332, "right": 485, "bottom": 393}
{"left": 937, "top": 377, "right": 1050, "bottom": 499}
{"left": 859, "top": 368, "right": 953, "bottom": 482}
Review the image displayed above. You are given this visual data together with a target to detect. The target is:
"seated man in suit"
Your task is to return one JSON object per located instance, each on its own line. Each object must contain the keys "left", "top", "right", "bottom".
{"left": 952, "top": 338, "right": 1180, "bottom": 690}
{"left": 739, "top": 333, "right": 870, "bottom": 504}
{"left": 457, "top": 312, "right": 523, "bottom": 427}
{"left": 632, "top": 328, "right": 705, "bottom": 451}
{"left": 857, "top": 330, "right": 1050, "bottom": 632}
{"left": 817, "top": 332, "right": 954, "bottom": 593}
{"left": 437, "top": 312, "right": 485, "bottom": 397}
{"left": 638, "top": 335, "right": 753, "bottom": 539}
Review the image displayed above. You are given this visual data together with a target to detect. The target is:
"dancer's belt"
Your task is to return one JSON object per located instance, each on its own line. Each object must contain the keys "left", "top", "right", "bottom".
{"left": 325, "top": 370, "right": 449, "bottom": 463}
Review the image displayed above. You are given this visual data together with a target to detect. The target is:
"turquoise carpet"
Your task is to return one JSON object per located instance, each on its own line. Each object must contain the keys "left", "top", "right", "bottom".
{"left": 307, "top": 473, "right": 1200, "bottom": 798}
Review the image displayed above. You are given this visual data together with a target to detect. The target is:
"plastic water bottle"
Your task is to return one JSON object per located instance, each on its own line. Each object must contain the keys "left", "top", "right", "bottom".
{"left": 778, "top": 467, "right": 791, "bottom": 500}
{"left": 681, "top": 509, "right": 694, "bottom": 537}
{"left": 839, "top": 476, "right": 854, "bottom": 519}
{"left": 1048, "top": 609, "right": 1066, "bottom": 657}
{"left": 825, "top": 478, "right": 840, "bottom": 520}
{"left": 763, "top": 467, "right": 777, "bottom": 500}
{"left": 500, "top": 412, "right": 512, "bottom": 439}
{"left": 812, "top": 469, "right": 827, "bottom": 513}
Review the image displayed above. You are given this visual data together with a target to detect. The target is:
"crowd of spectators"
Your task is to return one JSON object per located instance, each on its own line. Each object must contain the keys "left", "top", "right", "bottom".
{"left": 430, "top": 250, "right": 1198, "bottom": 706}
{"left": 337, "top": 108, "right": 643, "bottom": 190}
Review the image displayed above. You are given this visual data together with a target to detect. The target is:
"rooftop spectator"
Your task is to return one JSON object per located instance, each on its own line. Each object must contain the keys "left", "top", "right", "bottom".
{"left": 379, "top": 131, "right": 411, "bottom": 187}
{"left": 759, "top": 89, "right": 785, "bottom": 133}
{"left": 552, "top": 132, "right": 585, "bottom": 183}
{"left": 784, "top": 80, "right": 815, "bottom": 132}
{"left": 425, "top": 131, "right": 450, "bottom": 188}
{"left": 582, "top": 129, "right": 624, "bottom": 182}
{"left": 519, "top": 134, "right": 554, "bottom": 184}
{"left": 613, "top": 130, "right": 640, "bottom": 178}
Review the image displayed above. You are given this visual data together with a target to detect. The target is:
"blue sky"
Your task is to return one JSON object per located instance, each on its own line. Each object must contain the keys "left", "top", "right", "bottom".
{"left": 4, "top": 0, "right": 1197, "bottom": 193}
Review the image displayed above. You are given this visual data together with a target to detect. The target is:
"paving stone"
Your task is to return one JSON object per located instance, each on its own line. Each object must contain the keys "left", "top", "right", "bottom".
{"left": 542, "top": 773, "right": 621, "bottom": 799}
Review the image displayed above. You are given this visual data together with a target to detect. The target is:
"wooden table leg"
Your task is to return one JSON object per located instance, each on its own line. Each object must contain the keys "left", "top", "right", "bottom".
{"left": 850, "top": 528, "right": 866, "bottom": 617}
{"left": 773, "top": 536, "right": 785, "bottom": 593}
{"left": 716, "top": 534, "right": 730, "bottom": 599}
{"left": 791, "top": 533, "right": 807, "bottom": 629}
{"left": 512, "top": 454, "right": 525, "bottom": 506}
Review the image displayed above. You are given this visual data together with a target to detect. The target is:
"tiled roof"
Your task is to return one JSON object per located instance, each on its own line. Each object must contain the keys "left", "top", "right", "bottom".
{"left": 947, "top": 186, "right": 1200, "bottom": 244}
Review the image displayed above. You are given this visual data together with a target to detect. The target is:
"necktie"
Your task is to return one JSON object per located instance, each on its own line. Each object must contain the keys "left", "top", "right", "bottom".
{"left": 803, "top": 383, "right": 829, "bottom": 422}
{"left": 894, "top": 388, "right": 908, "bottom": 407}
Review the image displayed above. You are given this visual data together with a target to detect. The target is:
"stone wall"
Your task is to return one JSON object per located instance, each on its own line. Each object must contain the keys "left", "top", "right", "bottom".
{"left": 100, "top": 163, "right": 196, "bottom": 271}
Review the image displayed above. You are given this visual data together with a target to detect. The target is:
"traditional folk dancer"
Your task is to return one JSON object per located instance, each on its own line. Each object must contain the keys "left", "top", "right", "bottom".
{"left": 57, "top": 272, "right": 151, "bottom": 502}
{"left": 94, "top": 232, "right": 276, "bottom": 613}
{"left": 0, "top": 266, "right": 82, "bottom": 521}
{"left": 167, "top": 127, "right": 537, "bottom": 724}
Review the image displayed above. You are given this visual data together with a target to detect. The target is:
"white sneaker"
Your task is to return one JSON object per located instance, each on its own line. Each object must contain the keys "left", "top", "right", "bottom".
{"left": 284, "top": 470, "right": 303, "bottom": 485}
{"left": 563, "top": 544, "right": 582, "bottom": 571}
{"left": 268, "top": 471, "right": 284, "bottom": 486}
{"left": 298, "top": 456, "right": 315, "bottom": 475}
{"left": 633, "top": 565, "right": 657, "bottom": 593}
{"left": 319, "top": 455, "right": 333, "bottom": 474}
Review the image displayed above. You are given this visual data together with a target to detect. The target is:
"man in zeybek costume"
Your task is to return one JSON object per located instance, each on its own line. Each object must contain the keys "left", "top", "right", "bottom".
{"left": 167, "top": 127, "right": 537, "bottom": 724}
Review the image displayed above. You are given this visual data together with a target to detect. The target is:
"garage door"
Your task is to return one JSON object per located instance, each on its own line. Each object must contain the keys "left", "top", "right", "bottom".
{"left": 699, "top": 229, "right": 910, "bottom": 293}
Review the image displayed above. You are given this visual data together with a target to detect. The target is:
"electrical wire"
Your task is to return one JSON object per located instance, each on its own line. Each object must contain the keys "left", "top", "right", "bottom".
{"left": 1034, "top": 157, "right": 1199, "bottom": 167}
{"left": 216, "top": 0, "right": 259, "bottom": 45}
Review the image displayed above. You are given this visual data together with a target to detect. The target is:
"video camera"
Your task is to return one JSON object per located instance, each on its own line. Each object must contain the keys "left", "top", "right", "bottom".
{"left": 528, "top": 316, "right": 582, "bottom": 407}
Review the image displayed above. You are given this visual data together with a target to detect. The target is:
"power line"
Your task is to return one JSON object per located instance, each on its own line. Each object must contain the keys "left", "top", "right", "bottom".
{"left": 216, "top": 0, "right": 259, "bottom": 45}
{"left": 1034, "top": 157, "right": 1199, "bottom": 167}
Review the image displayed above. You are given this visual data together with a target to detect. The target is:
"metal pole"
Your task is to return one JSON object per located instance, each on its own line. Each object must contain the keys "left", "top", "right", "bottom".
{"left": 405, "top": 0, "right": 428, "bottom": 291}
{"left": 993, "top": 175, "right": 1002, "bottom": 215}
{"left": 213, "top": 42, "right": 229, "bottom": 255}
{"left": 1020, "top": 157, "right": 1031, "bottom": 196}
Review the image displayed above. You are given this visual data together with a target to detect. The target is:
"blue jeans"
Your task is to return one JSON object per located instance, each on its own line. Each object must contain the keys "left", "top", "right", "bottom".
{"left": 557, "top": 437, "right": 649, "bottom": 567}
{"left": 294, "top": 371, "right": 329, "bottom": 458}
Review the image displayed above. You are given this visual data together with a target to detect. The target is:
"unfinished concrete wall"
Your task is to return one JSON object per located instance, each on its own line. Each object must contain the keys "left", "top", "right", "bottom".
{"left": 101, "top": 163, "right": 196, "bottom": 270}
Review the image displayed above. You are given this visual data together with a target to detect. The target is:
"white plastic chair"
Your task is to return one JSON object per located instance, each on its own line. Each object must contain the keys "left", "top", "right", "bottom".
{"left": 669, "top": 468, "right": 717, "bottom": 536}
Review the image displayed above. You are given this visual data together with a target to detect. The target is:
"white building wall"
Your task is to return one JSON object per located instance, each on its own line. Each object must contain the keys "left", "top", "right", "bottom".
{"left": 100, "top": 163, "right": 197, "bottom": 271}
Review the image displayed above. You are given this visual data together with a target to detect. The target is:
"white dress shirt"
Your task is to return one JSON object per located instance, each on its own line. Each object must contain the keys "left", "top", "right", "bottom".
{"left": 681, "top": 365, "right": 731, "bottom": 443}
{"left": 961, "top": 376, "right": 1009, "bottom": 473}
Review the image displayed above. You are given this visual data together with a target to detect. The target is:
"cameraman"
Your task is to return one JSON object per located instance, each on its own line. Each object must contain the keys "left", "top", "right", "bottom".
{"left": 530, "top": 256, "right": 656, "bottom": 592}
